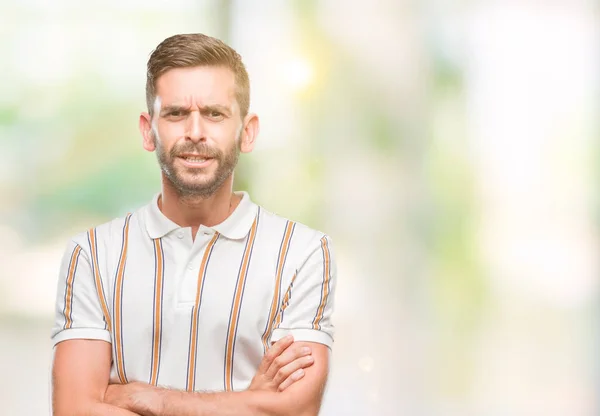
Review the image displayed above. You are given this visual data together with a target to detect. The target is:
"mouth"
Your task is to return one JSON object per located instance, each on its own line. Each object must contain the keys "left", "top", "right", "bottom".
{"left": 177, "top": 154, "right": 214, "bottom": 168}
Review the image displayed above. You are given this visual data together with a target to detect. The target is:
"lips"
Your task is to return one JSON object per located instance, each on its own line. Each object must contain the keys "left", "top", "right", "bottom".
{"left": 181, "top": 156, "right": 209, "bottom": 163}
{"left": 177, "top": 154, "right": 214, "bottom": 168}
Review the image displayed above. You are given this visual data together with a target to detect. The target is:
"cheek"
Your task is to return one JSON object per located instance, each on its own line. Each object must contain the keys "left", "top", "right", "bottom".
{"left": 207, "top": 123, "right": 240, "bottom": 145}
{"left": 156, "top": 123, "right": 185, "bottom": 147}
{"left": 158, "top": 121, "right": 185, "bottom": 138}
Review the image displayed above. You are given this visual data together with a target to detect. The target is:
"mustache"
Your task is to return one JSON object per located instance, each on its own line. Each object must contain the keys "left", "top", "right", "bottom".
{"left": 170, "top": 143, "right": 221, "bottom": 158}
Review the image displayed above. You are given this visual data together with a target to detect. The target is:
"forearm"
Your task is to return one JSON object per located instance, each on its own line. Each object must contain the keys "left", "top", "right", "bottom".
{"left": 96, "top": 403, "right": 143, "bottom": 416}
{"left": 135, "top": 388, "right": 299, "bottom": 416}
{"left": 91, "top": 402, "right": 143, "bottom": 416}
{"left": 54, "top": 401, "right": 142, "bottom": 416}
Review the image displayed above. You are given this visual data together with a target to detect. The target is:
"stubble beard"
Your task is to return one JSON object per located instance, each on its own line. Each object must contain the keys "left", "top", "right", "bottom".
{"left": 154, "top": 134, "right": 240, "bottom": 199}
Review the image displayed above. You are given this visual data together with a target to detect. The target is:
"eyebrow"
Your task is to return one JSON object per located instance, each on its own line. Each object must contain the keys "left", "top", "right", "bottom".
{"left": 160, "top": 105, "right": 191, "bottom": 116}
{"left": 160, "top": 104, "right": 232, "bottom": 117}
{"left": 201, "top": 104, "right": 232, "bottom": 116}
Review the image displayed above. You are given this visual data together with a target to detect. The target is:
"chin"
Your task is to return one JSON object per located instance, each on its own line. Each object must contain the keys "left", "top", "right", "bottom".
{"left": 180, "top": 179, "right": 221, "bottom": 195}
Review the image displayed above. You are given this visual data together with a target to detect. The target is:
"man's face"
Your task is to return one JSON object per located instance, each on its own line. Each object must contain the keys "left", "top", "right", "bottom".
{"left": 146, "top": 66, "right": 246, "bottom": 197}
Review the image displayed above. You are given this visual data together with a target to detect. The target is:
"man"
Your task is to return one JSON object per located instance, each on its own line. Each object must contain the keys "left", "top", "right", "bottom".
{"left": 50, "top": 33, "right": 337, "bottom": 416}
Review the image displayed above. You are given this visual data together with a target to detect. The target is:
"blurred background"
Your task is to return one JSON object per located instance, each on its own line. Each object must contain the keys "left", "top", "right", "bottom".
{"left": 0, "top": 0, "right": 598, "bottom": 415}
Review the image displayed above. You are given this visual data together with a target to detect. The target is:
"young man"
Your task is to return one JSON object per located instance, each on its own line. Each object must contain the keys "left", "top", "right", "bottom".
{"left": 50, "top": 34, "right": 336, "bottom": 416}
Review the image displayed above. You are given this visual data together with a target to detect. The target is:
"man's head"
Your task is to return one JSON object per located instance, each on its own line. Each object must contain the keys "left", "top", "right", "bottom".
{"left": 140, "top": 33, "right": 259, "bottom": 198}
{"left": 145, "top": 33, "right": 250, "bottom": 119}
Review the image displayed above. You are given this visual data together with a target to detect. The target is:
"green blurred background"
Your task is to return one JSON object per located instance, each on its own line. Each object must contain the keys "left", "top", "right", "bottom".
{"left": 0, "top": 1, "right": 598, "bottom": 415}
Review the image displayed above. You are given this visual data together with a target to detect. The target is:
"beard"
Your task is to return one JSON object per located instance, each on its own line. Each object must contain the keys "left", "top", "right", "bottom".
{"left": 154, "top": 134, "right": 240, "bottom": 198}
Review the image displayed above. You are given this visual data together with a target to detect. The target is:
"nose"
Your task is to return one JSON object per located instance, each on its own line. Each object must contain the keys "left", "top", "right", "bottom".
{"left": 185, "top": 111, "right": 205, "bottom": 143}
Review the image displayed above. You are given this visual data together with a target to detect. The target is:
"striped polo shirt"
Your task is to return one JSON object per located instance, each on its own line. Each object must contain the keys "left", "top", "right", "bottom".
{"left": 50, "top": 191, "right": 336, "bottom": 392}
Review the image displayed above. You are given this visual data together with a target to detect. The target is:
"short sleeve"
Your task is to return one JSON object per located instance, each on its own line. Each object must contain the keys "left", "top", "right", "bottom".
{"left": 270, "top": 235, "right": 337, "bottom": 349}
{"left": 50, "top": 238, "right": 112, "bottom": 346}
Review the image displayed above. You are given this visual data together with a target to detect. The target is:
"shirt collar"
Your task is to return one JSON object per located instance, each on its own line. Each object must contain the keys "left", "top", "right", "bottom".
{"left": 144, "top": 191, "right": 258, "bottom": 240}
{"left": 211, "top": 192, "right": 258, "bottom": 239}
{"left": 144, "top": 193, "right": 180, "bottom": 239}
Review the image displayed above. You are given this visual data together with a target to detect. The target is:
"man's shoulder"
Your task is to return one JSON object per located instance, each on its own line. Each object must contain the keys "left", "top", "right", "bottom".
{"left": 256, "top": 205, "right": 331, "bottom": 246}
{"left": 67, "top": 204, "right": 147, "bottom": 249}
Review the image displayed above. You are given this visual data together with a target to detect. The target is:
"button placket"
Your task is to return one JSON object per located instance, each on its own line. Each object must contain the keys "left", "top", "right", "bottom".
{"left": 172, "top": 228, "right": 195, "bottom": 305}
{"left": 177, "top": 231, "right": 215, "bottom": 304}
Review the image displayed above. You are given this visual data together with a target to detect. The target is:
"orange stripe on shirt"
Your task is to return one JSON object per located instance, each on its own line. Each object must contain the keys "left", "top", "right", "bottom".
{"left": 63, "top": 245, "right": 82, "bottom": 329}
{"left": 261, "top": 221, "right": 295, "bottom": 352}
{"left": 113, "top": 214, "right": 132, "bottom": 384}
{"left": 88, "top": 228, "right": 112, "bottom": 332}
{"left": 149, "top": 238, "right": 164, "bottom": 386}
{"left": 186, "top": 232, "right": 220, "bottom": 392}
{"left": 224, "top": 216, "right": 259, "bottom": 391}
{"left": 312, "top": 236, "right": 331, "bottom": 330}
{"left": 273, "top": 272, "right": 297, "bottom": 330}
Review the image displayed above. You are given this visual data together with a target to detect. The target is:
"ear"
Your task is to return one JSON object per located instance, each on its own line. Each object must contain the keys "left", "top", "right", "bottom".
{"left": 240, "top": 113, "right": 260, "bottom": 153}
{"left": 140, "top": 112, "right": 155, "bottom": 152}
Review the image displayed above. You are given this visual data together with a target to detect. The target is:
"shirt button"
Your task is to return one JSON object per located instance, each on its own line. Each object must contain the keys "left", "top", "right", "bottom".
{"left": 188, "top": 263, "right": 194, "bottom": 270}
{"left": 177, "top": 231, "right": 184, "bottom": 239}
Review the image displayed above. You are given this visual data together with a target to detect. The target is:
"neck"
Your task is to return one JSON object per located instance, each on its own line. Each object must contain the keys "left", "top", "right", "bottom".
{"left": 158, "top": 174, "right": 241, "bottom": 234}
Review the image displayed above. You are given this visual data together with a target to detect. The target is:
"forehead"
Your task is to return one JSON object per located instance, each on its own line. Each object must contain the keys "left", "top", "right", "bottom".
{"left": 155, "top": 66, "right": 237, "bottom": 107}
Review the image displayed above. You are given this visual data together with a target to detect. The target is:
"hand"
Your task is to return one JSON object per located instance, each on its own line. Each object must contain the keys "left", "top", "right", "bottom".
{"left": 105, "top": 382, "right": 161, "bottom": 416}
{"left": 249, "top": 335, "right": 314, "bottom": 392}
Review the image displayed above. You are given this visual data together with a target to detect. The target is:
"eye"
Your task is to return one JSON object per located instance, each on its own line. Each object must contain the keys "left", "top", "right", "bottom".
{"left": 163, "top": 110, "right": 186, "bottom": 121}
{"left": 206, "top": 110, "right": 225, "bottom": 121}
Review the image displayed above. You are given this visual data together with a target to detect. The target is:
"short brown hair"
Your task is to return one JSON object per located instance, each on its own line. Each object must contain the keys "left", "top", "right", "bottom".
{"left": 146, "top": 33, "right": 250, "bottom": 118}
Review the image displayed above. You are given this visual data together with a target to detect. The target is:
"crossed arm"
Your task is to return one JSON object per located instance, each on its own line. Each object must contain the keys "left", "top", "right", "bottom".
{"left": 52, "top": 233, "right": 336, "bottom": 416}
{"left": 52, "top": 339, "right": 138, "bottom": 416}
{"left": 52, "top": 337, "right": 329, "bottom": 416}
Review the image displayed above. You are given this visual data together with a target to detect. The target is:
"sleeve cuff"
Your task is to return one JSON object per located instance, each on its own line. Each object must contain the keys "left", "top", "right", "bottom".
{"left": 51, "top": 328, "right": 112, "bottom": 347}
{"left": 271, "top": 328, "right": 334, "bottom": 349}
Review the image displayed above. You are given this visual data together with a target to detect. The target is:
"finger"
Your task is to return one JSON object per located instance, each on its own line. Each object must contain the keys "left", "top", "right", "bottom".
{"left": 277, "top": 368, "right": 307, "bottom": 392}
{"left": 270, "top": 350, "right": 314, "bottom": 383}
{"left": 266, "top": 344, "right": 312, "bottom": 379}
{"left": 258, "top": 335, "right": 294, "bottom": 374}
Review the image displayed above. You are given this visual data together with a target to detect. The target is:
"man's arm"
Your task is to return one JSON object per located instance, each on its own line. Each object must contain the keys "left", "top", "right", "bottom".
{"left": 52, "top": 236, "right": 139, "bottom": 415}
{"left": 52, "top": 339, "right": 141, "bottom": 416}
{"left": 106, "top": 341, "right": 328, "bottom": 416}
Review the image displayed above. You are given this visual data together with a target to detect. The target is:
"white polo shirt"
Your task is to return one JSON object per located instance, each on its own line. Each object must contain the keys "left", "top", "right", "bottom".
{"left": 51, "top": 192, "right": 336, "bottom": 392}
